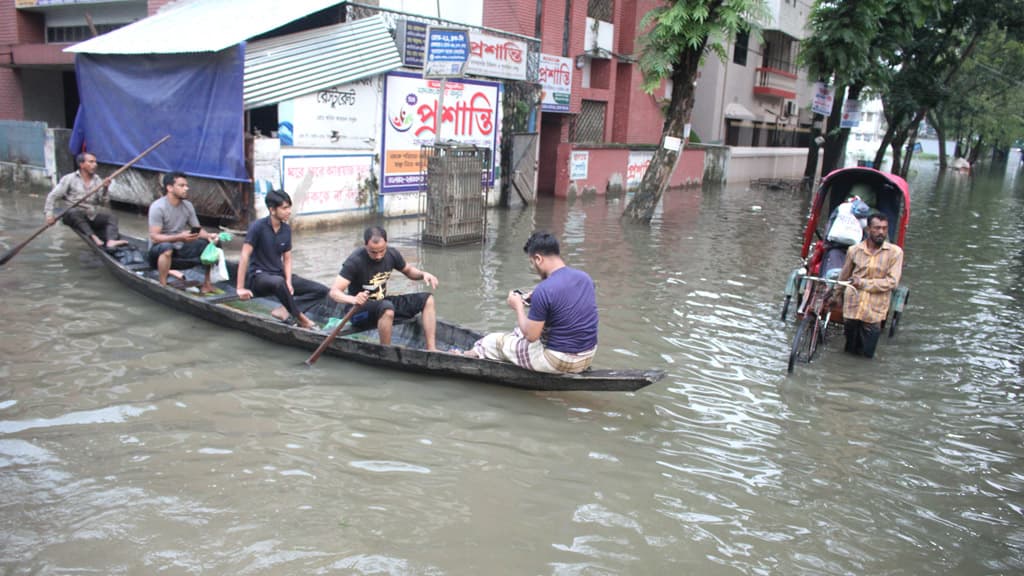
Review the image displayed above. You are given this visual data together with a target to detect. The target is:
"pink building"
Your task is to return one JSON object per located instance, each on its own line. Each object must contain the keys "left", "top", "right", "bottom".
{"left": 484, "top": 0, "right": 703, "bottom": 197}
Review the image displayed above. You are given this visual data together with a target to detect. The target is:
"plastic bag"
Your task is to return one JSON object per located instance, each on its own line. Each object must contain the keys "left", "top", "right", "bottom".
{"left": 827, "top": 199, "right": 866, "bottom": 246}
{"left": 200, "top": 242, "right": 220, "bottom": 266}
{"left": 210, "top": 247, "right": 229, "bottom": 283}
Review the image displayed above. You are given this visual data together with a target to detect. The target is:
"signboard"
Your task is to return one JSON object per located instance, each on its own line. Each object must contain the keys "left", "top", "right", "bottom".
{"left": 627, "top": 151, "right": 653, "bottom": 190}
{"left": 381, "top": 72, "right": 500, "bottom": 193}
{"left": 465, "top": 31, "right": 528, "bottom": 81}
{"left": 812, "top": 82, "right": 835, "bottom": 116}
{"left": 424, "top": 27, "right": 470, "bottom": 78}
{"left": 840, "top": 98, "right": 861, "bottom": 129}
{"left": 285, "top": 77, "right": 379, "bottom": 149}
{"left": 397, "top": 20, "right": 427, "bottom": 68}
{"left": 281, "top": 154, "right": 375, "bottom": 215}
{"left": 570, "top": 151, "right": 589, "bottom": 180}
{"left": 539, "top": 54, "right": 572, "bottom": 112}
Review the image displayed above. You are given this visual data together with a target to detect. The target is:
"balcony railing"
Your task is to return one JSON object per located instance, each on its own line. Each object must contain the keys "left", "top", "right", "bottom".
{"left": 753, "top": 66, "right": 797, "bottom": 100}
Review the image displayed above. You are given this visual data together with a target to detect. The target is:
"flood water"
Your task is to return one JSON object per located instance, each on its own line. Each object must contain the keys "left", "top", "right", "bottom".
{"left": 2, "top": 162, "right": 1022, "bottom": 574}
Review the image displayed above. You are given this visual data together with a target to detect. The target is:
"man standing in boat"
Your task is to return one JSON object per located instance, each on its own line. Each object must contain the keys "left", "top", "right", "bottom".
{"left": 235, "top": 189, "right": 328, "bottom": 330}
{"left": 328, "top": 226, "right": 440, "bottom": 350}
{"left": 838, "top": 213, "right": 904, "bottom": 358}
{"left": 147, "top": 171, "right": 219, "bottom": 293}
{"left": 44, "top": 151, "right": 129, "bottom": 251}
{"left": 465, "top": 231, "right": 599, "bottom": 374}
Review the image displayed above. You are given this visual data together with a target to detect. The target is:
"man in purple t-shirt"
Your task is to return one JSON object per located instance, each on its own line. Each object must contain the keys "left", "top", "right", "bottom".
{"left": 467, "top": 231, "right": 598, "bottom": 373}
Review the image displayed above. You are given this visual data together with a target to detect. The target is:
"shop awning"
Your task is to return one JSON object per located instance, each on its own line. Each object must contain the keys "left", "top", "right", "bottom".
{"left": 244, "top": 15, "right": 402, "bottom": 110}
{"left": 65, "top": 0, "right": 347, "bottom": 54}
{"left": 724, "top": 102, "right": 757, "bottom": 120}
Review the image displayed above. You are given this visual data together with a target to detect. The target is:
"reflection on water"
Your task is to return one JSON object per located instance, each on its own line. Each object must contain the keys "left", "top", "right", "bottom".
{"left": 2, "top": 162, "right": 1023, "bottom": 574}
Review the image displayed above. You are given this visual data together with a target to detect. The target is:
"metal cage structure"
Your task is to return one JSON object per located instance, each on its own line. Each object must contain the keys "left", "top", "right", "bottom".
{"left": 419, "top": 144, "right": 491, "bottom": 246}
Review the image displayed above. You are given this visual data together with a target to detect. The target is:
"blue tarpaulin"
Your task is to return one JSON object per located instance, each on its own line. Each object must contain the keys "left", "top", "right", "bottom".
{"left": 70, "top": 45, "right": 248, "bottom": 182}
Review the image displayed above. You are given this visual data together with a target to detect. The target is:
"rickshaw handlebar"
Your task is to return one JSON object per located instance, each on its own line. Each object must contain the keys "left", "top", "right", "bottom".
{"left": 803, "top": 275, "right": 856, "bottom": 290}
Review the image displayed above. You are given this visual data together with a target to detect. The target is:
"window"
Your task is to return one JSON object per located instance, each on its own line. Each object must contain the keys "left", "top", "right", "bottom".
{"left": 47, "top": 24, "right": 123, "bottom": 44}
{"left": 733, "top": 29, "right": 749, "bottom": 66}
{"left": 572, "top": 100, "right": 607, "bottom": 143}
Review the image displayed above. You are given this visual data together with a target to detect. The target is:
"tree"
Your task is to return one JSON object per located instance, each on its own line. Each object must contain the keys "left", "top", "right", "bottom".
{"left": 798, "top": 0, "right": 930, "bottom": 178}
{"left": 873, "top": 0, "right": 1023, "bottom": 176}
{"left": 623, "top": 0, "right": 765, "bottom": 222}
{"left": 933, "top": 28, "right": 1024, "bottom": 167}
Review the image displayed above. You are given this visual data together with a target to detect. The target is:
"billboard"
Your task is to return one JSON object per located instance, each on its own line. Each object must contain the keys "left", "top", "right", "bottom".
{"left": 539, "top": 54, "right": 572, "bottom": 113}
{"left": 380, "top": 72, "right": 500, "bottom": 193}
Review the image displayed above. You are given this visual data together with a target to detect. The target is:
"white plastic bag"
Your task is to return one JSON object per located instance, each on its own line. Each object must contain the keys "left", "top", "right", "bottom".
{"left": 827, "top": 203, "right": 864, "bottom": 245}
{"left": 210, "top": 247, "right": 229, "bottom": 283}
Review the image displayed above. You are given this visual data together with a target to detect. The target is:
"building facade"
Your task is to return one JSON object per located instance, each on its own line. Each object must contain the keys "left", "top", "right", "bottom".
{"left": 0, "top": 0, "right": 172, "bottom": 126}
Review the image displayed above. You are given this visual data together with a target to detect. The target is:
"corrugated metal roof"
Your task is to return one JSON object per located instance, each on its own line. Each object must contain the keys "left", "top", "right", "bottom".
{"left": 243, "top": 15, "right": 401, "bottom": 110}
{"left": 65, "top": 0, "right": 346, "bottom": 54}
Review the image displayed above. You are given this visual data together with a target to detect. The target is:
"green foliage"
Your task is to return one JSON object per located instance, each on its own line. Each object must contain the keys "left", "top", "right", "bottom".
{"left": 637, "top": 0, "right": 768, "bottom": 94}
{"left": 936, "top": 27, "right": 1024, "bottom": 153}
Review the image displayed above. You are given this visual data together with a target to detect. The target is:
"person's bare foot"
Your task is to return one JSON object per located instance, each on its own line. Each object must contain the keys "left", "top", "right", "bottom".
{"left": 270, "top": 306, "right": 289, "bottom": 322}
{"left": 106, "top": 239, "right": 128, "bottom": 249}
{"left": 200, "top": 283, "right": 216, "bottom": 294}
{"left": 297, "top": 314, "right": 317, "bottom": 330}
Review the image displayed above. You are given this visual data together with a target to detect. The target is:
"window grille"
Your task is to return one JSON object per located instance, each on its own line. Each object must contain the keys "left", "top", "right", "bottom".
{"left": 587, "top": 0, "right": 613, "bottom": 22}
{"left": 572, "top": 100, "right": 606, "bottom": 143}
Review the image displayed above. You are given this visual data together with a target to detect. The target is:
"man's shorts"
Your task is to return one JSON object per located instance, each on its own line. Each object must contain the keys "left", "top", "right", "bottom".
{"left": 148, "top": 239, "right": 209, "bottom": 270}
{"left": 347, "top": 292, "right": 431, "bottom": 329}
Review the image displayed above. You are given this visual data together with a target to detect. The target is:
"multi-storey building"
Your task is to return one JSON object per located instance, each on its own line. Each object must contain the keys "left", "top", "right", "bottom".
{"left": 2, "top": 0, "right": 818, "bottom": 198}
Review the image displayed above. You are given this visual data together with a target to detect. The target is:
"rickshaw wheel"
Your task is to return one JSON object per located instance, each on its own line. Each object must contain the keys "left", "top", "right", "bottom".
{"left": 788, "top": 315, "right": 819, "bottom": 374}
{"left": 888, "top": 311, "right": 901, "bottom": 338}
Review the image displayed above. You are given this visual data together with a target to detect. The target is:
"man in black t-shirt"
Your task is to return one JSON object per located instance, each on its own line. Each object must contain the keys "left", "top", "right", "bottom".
{"left": 328, "top": 226, "right": 440, "bottom": 350}
{"left": 236, "top": 190, "right": 328, "bottom": 329}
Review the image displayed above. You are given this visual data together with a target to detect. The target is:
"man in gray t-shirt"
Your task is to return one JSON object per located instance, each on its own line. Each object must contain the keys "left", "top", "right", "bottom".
{"left": 148, "top": 171, "right": 220, "bottom": 292}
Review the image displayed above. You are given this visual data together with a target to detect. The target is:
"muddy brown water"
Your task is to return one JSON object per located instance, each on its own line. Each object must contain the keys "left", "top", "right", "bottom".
{"left": 1, "top": 163, "right": 1022, "bottom": 574}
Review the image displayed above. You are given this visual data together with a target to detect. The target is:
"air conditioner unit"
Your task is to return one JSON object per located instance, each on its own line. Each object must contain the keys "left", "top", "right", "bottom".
{"left": 784, "top": 100, "right": 797, "bottom": 117}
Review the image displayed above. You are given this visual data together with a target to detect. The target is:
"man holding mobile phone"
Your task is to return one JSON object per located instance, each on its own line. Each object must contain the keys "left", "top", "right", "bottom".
{"left": 147, "top": 171, "right": 219, "bottom": 292}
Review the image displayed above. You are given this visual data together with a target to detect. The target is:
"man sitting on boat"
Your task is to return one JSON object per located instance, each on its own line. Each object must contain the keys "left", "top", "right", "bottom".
{"left": 44, "top": 152, "right": 129, "bottom": 251}
{"left": 465, "top": 231, "right": 599, "bottom": 374}
{"left": 328, "top": 226, "right": 440, "bottom": 350}
{"left": 838, "top": 213, "right": 904, "bottom": 358}
{"left": 147, "top": 171, "right": 220, "bottom": 293}
{"left": 235, "top": 189, "right": 328, "bottom": 330}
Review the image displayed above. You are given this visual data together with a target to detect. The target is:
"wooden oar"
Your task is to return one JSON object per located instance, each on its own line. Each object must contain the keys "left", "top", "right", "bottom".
{"left": 0, "top": 135, "right": 171, "bottom": 267}
{"left": 305, "top": 304, "right": 362, "bottom": 367}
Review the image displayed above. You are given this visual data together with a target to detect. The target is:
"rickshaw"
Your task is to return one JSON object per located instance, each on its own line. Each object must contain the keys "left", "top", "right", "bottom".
{"left": 781, "top": 167, "right": 911, "bottom": 373}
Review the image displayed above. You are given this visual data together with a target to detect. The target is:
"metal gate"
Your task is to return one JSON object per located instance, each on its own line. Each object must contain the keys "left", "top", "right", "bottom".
{"left": 419, "top": 144, "right": 490, "bottom": 246}
{"left": 510, "top": 132, "right": 538, "bottom": 206}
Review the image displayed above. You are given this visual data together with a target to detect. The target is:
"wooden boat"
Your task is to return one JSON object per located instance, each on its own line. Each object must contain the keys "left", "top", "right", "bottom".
{"left": 80, "top": 232, "right": 665, "bottom": 392}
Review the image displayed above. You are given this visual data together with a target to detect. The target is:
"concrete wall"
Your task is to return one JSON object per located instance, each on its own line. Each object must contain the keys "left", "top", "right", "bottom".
{"left": 726, "top": 146, "right": 808, "bottom": 182}
{"left": 552, "top": 144, "right": 706, "bottom": 198}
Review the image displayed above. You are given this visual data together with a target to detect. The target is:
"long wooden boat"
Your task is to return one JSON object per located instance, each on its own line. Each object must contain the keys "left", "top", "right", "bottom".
{"left": 80, "top": 232, "right": 665, "bottom": 392}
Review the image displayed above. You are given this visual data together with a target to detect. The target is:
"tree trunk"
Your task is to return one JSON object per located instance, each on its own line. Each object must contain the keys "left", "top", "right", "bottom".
{"left": 623, "top": 41, "right": 704, "bottom": 222}
{"left": 819, "top": 85, "right": 847, "bottom": 176}
{"left": 929, "top": 110, "right": 947, "bottom": 170}
{"left": 890, "top": 135, "right": 904, "bottom": 174}
{"left": 899, "top": 110, "right": 927, "bottom": 178}
{"left": 873, "top": 127, "right": 894, "bottom": 169}
{"left": 968, "top": 136, "right": 984, "bottom": 165}
{"left": 803, "top": 112, "right": 825, "bottom": 183}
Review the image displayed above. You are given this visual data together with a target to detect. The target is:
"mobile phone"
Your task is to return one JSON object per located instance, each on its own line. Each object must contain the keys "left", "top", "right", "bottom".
{"left": 513, "top": 289, "right": 531, "bottom": 306}
{"left": 190, "top": 226, "right": 201, "bottom": 234}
